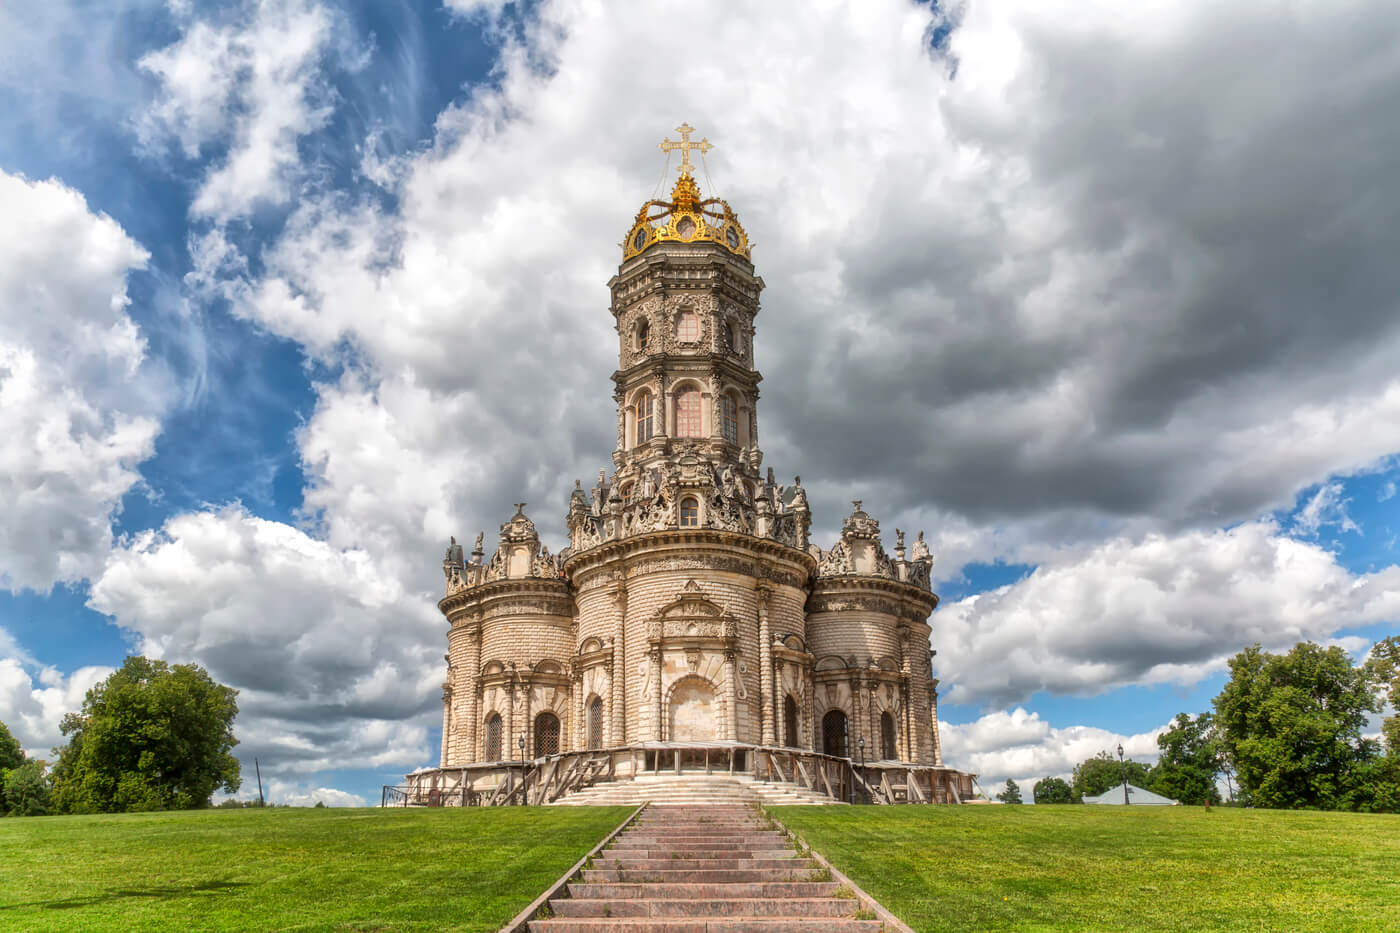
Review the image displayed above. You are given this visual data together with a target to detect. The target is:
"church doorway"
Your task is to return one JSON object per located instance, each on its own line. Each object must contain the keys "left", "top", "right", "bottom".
{"left": 821, "top": 709, "right": 848, "bottom": 758}
{"left": 880, "top": 711, "right": 897, "bottom": 760}
{"left": 669, "top": 677, "right": 717, "bottom": 742}
{"left": 784, "top": 695, "right": 800, "bottom": 748}
{"left": 534, "top": 712, "right": 560, "bottom": 757}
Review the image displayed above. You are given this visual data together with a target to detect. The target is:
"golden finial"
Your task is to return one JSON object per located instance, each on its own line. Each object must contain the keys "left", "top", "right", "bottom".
{"left": 659, "top": 122, "right": 712, "bottom": 178}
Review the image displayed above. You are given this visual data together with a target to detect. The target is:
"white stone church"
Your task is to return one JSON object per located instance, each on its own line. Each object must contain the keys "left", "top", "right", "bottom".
{"left": 401, "top": 127, "right": 974, "bottom": 806}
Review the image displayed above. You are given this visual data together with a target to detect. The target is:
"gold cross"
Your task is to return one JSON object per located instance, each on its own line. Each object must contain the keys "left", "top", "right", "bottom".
{"left": 659, "top": 122, "right": 712, "bottom": 177}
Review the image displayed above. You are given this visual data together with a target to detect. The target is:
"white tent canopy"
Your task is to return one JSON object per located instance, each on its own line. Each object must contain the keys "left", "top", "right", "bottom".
{"left": 1083, "top": 783, "right": 1178, "bottom": 805}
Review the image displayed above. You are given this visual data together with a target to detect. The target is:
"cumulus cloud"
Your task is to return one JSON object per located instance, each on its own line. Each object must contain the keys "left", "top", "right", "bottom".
{"left": 941, "top": 707, "right": 1166, "bottom": 796}
{"left": 0, "top": 171, "right": 160, "bottom": 592}
{"left": 87, "top": 505, "right": 441, "bottom": 777}
{"left": 136, "top": 0, "right": 345, "bottom": 221}
{"left": 194, "top": 0, "right": 1400, "bottom": 589}
{"left": 0, "top": 654, "right": 114, "bottom": 757}
{"left": 936, "top": 521, "right": 1400, "bottom": 708}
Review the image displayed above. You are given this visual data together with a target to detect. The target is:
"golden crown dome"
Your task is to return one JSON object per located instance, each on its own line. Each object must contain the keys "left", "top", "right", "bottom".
{"left": 622, "top": 124, "right": 751, "bottom": 261}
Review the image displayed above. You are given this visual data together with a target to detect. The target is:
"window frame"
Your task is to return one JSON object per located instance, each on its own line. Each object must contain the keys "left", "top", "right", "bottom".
{"left": 674, "top": 388, "right": 703, "bottom": 437}
{"left": 679, "top": 497, "right": 699, "bottom": 527}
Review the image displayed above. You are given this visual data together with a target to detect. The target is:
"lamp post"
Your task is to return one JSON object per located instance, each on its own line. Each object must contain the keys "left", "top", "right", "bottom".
{"left": 1117, "top": 743, "right": 1129, "bottom": 805}
{"left": 519, "top": 736, "right": 527, "bottom": 807}
{"left": 858, "top": 737, "right": 866, "bottom": 804}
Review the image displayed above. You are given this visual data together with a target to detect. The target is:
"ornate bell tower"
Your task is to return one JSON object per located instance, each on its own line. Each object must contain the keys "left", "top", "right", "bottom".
{"left": 609, "top": 124, "right": 765, "bottom": 487}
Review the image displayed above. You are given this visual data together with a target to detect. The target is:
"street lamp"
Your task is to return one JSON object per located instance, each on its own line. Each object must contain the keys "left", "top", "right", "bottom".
{"left": 519, "top": 736, "right": 527, "bottom": 807}
{"left": 1117, "top": 743, "right": 1129, "bottom": 805}
{"left": 857, "top": 737, "right": 866, "bottom": 804}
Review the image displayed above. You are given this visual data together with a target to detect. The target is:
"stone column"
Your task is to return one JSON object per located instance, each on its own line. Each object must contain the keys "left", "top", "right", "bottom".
{"left": 610, "top": 576, "right": 627, "bottom": 745}
{"left": 653, "top": 366, "right": 669, "bottom": 438}
{"left": 650, "top": 645, "right": 664, "bottom": 740}
{"left": 756, "top": 584, "right": 774, "bottom": 745}
{"left": 440, "top": 685, "right": 452, "bottom": 766}
{"left": 465, "top": 617, "right": 481, "bottom": 761}
{"left": 725, "top": 649, "right": 739, "bottom": 741}
{"left": 505, "top": 674, "right": 515, "bottom": 759}
{"left": 573, "top": 668, "right": 585, "bottom": 751}
{"left": 520, "top": 682, "right": 533, "bottom": 758}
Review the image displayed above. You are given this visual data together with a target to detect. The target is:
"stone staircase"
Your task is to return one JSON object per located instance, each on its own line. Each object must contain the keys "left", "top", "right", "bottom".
{"left": 548, "top": 773, "right": 845, "bottom": 807}
{"left": 527, "top": 805, "right": 884, "bottom": 931}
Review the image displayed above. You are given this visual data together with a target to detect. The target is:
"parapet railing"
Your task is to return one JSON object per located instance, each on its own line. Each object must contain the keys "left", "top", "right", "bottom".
{"left": 383, "top": 743, "right": 974, "bottom": 807}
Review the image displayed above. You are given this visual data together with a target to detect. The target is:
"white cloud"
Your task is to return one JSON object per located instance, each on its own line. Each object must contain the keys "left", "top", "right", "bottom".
{"left": 88, "top": 505, "right": 441, "bottom": 776}
{"left": 137, "top": 0, "right": 342, "bottom": 221}
{"left": 0, "top": 171, "right": 159, "bottom": 592}
{"left": 1293, "top": 482, "right": 1360, "bottom": 537}
{"left": 0, "top": 654, "right": 114, "bottom": 758}
{"left": 941, "top": 707, "right": 1167, "bottom": 797}
{"left": 936, "top": 521, "right": 1400, "bottom": 708}
{"left": 274, "top": 783, "right": 368, "bottom": 808}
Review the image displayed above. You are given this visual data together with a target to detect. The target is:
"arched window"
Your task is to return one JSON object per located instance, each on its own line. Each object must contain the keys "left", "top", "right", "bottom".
{"left": 620, "top": 482, "right": 634, "bottom": 501}
{"left": 675, "top": 388, "right": 702, "bottom": 437}
{"left": 822, "top": 709, "right": 848, "bottom": 758}
{"left": 484, "top": 712, "right": 502, "bottom": 761}
{"left": 679, "top": 497, "right": 699, "bottom": 527}
{"left": 784, "top": 695, "right": 800, "bottom": 748}
{"left": 676, "top": 310, "right": 699, "bottom": 343}
{"left": 881, "top": 711, "right": 897, "bottom": 761}
{"left": 587, "top": 696, "right": 604, "bottom": 749}
{"left": 534, "top": 712, "right": 561, "bottom": 757}
{"left": 721, "top": 394, "right": 739, "bottom": 444}
{"left": 635, "top": 391, "right": 654, "bottom": 444}
{"left": 635, "top": 318, "right": 650, "bottom": 350}
{"left": 725, "top": 320, "right": 739, "bottom": 351}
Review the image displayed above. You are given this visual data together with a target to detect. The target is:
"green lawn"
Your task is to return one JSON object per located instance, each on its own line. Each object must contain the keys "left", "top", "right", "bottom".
{"left": 769, "top": 805, "right": 1400, "bottom": 932}
{"left": 0, "top": 805, "right": 631, "bottom": 932}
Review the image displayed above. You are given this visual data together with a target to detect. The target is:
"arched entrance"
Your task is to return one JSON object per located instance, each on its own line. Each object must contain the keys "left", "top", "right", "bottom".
{"left": 822, "top": 709, "right": 848, "bottom": 758}
{"left": 784, "top": 695, "right": 800, "bottom": 748}
{"left": 668, "top": 677, "right": 717, "bottom": 741}
{"left": 881, "top": 711, "right": 897, "bottom": 760}
{"left": 484, "top": 712, "right": 502, "bottom": 760}
{"left": 534, "top": 712, "right": 560, "bottom": 757}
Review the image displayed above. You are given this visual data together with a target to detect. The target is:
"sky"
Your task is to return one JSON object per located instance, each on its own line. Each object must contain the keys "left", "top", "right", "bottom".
{"left": 1, "top": 0, "right": 1398, "bottom": 807}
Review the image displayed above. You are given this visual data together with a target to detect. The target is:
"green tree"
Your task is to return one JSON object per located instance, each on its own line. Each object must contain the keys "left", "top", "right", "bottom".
{"left": 1150, "top": 713, "right": 1222, "bottom": 805}
{"left": 1366, "top": 636, "right": 1400, "bottom": 756}
{"left": 1033, "top": 776, "right": 1075, "bottom": 804}
{"left": 1071, "top": 751, "right": 1151, "bottom": 801}
{"left": 0, "top": 719, "right": 24, "bottom": 772}
{"left": 50, "top": 656, "right": 241, "bottom": 813}
{"left": 1213, "top": 642, "right": 1379, "bottom": 810}
{"left": 996, "top": 778, "right": 1023, "bottom": 804}
{"left": 3, "top": 760, "right": 51, "bottom": 816}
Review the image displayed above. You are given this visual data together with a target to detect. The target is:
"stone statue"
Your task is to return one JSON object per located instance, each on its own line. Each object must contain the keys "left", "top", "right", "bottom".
{"left": 912, "top": 530, "right": 931, "bottom": 562}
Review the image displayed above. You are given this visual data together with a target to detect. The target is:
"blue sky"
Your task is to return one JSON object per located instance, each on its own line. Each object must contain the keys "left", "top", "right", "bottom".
{"left": 2, "top": 0, "right": 1398, "bottom": 806}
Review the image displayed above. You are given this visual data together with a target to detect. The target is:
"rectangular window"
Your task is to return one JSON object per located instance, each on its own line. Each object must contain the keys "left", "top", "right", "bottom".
{"left": 635, "top": 393, "right": 654, "bottom": 444}
{"left": 722, "top": 395, "right": 739, "bottom": 444}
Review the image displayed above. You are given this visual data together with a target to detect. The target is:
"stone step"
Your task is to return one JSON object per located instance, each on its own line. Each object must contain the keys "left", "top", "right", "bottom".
{"left": 566, "top": 882, "right": 841, "bottom": 899}
{"left": 599, "top": 846, "right": 800, "bottom": 851}
{"left": 549, "top": 898, "right": 861, "bottom": 919}
{"left": 611, "top": 833, "right": 788, "bottom": 845}
{"left": 529, "top": 919, "right": 883, "bottom": 932}
{"left": 590, "top": 858, "right": 815, "bottom": 871}
{"left": 581, "top": 868, "right": 820, "bottom": 884}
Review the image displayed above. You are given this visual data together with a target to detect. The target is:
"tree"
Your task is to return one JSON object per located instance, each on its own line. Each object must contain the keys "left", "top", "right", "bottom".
{"left": 1071, "top": 752, "right": 1151, "bottom": 801}
{"left": 3, "top": 760, "right": 51, "bottom": 816}
{"left": 1149, "top": 713, "right": 1222, "bottom": 805}
{"left": 50, "top": 656, "right": 241, "bottom": 813}
{"left": 1214, "top": 642, "right": 1379, "bottom": 810}
{"left": 996, "top": 778, "right": 1023, "bottom": 804}
{"left": 1366, "top": 636, "right": 1400, "bottom": 756}
{"left": 1033, "top": 776, "right": 1075, "bottom": 804}
{"left": 0, "top": 720, "right": 24, "bottom": 772}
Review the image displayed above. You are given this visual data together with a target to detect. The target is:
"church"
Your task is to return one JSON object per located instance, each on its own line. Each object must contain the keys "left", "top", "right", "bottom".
{"left": 403, "top": 126, "right": 974, "bottom": 805}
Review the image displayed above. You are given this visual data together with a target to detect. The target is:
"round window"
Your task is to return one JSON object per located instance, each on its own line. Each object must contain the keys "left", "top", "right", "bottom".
{"left": 632, "top": 228, "right": 647, "bottom": 251}
{"left": 676, "top": 216, "right": 696, "bottom": 240}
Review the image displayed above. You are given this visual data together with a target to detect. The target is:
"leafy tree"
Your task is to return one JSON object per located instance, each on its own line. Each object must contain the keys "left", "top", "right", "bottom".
{"left": 50, "top": 656, "right": 240, "bottom": 813}
{"left": 1366, "top": 636, "right": 1400, "bottom": 756}
{"left": 1214, "top": 642, "right": 1379, "bottom": 810}
{"left": 1033, "top": 776, "right": 1075, "bottom": 804}
{"left": 0, "top": 719, "right": 24, "bottom": 772}
{"left": 1150, "top": 713, "right": 1222, "bottom": 805}
{"left": 1072, "top": 751, "right": 1151, "bottom": 801}
{"left": 996, "top": 778, "right": 1023, "bottom": 804}
{"left": 3, "top": 760, "right": 51, "bottom": 816}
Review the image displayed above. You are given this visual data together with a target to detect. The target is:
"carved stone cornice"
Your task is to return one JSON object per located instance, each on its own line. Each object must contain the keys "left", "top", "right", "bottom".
{"left": 807, "top": 574, "right": 938, "bottom": 622}
{"left": 564, "top": 527, "right": 813, "bottom": 587}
